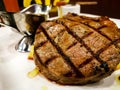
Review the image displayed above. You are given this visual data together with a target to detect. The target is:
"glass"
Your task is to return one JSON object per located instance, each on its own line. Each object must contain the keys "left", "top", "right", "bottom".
{"left": 0, "top": 4, "right": 51, "bottom": 52}
{"left": 14, "top": 4, "right": 51, "bottom": 52}
{"left": 55, "top": 0, "right": 69, "bottom": 17}
{"left": 58, "top": 4, "right": 80, "bottom": 17}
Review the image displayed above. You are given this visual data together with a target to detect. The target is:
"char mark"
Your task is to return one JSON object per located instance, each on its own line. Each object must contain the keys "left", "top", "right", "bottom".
{"left": 40, "top": 25, "right": 84, "bottom": 77}
{"left": 55, "top": 19, "right": 110, "bottom": 72}
{"left": 81, "top": 32, "right": 93, "bottom": 39}
{"left": 45, "top": 56, "right": 58, "bottom": 66}
{"left": 34, "top": 41, "right": 48, "bottom": 50}
{"left": 66, "top": 41, "right": 77, "bottom": 50}
{"left": 96, "top": 39, "right": 120, "bottom": 55}
{"left": 78, "top": 57, "right": 93, "bottom": 68}
{"left": 34, "top": 50, "right": 46, "bottom": 67}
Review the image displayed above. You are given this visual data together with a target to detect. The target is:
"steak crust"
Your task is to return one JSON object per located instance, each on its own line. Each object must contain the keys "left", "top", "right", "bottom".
{"left": 34, "top": 13, "right": 120, "bottom": 85}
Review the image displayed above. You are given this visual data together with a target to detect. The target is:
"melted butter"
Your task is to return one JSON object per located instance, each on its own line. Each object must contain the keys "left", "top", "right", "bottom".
{"left": 115, "top": 74, "right": 120, "bottom": 85}
{"left": 109, "top": 74, "right": 120, "bottom": 90}
{"left": 116, "top": 62, "right": 120, "bottom": 70}
{"left": 41, "top": 85, "right": 48, "bottom": 90}
{"left": 27, "top": 67, "right": 39, "bottom": 78}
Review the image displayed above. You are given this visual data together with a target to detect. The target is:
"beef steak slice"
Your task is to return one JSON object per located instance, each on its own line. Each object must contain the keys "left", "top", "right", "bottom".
{"left": 33, "top": 13, "right": 120, "bottom": 85}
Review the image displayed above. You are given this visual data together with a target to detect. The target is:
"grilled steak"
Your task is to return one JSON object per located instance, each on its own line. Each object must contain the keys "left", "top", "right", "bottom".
{"left": 34, "top": 13, "right": 120, "bottom": 85}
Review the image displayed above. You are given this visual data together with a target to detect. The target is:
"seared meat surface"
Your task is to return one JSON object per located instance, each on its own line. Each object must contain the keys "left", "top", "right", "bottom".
{"left": 34, "top": 13, "right": 120, "bottom": 85}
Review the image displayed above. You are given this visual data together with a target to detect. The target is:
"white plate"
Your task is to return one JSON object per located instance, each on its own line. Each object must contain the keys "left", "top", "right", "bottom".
{"left": 0, "top": 15, "right": 120, "bottom": 90}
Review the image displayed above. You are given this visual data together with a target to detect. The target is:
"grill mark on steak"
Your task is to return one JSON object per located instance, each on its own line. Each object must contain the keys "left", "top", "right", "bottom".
{"left": 96, "top": 39, "right": 120, "bottom": 55}
{"left": 78, "top": 57, "right": 93, "bottom": 68}
{"left": 67, "top": 18, "right": 112, "bottom": 41}
{"left": 55, "top": 20, "right": 110, "bottom": 72}
{"left": 63, "top": 71, "right": 75, "bottom": 77}
{"left": 34, "top": 50, "right": 46, "bottom": 67}
{"left": 97, "top": 25, "right": 107, "bottom": 30}
{"left": 66, "top": 41, "right": 77, "bottom": 50}
{"left": 114, "top": 40, "right": 120, "bottom": 49}
{"left": 45, "top": 56, "right": 59, "bottom": 65}
{"left": 81, "top": 32, "right": 93, "bottom": 39}
{"left": 85, "top": 25, "right": 112, "bottom": 41}
{"left": 34, "top": 40, "right": 48, "bottom": 50}
{"left": 40, "top": 26, "right": 84, "bottom": 77}
{"left": 63, "top": 14, "right": 112, "bottom": 41}
{"left": 55, "top": 18, "right": 93, "bottom": 39}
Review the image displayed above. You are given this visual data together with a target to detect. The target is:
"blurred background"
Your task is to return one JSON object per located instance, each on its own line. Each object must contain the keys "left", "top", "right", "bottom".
{"left": 79, "top": 0, "right": 120, "bottom": 19}
{"left": 0, "top": 0, "right": 120, "bottom": 19}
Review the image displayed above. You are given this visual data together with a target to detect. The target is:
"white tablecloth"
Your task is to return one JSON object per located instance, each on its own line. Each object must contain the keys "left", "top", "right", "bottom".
{"left": 0, "top": 14, "right": 120, "bottom": 90}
